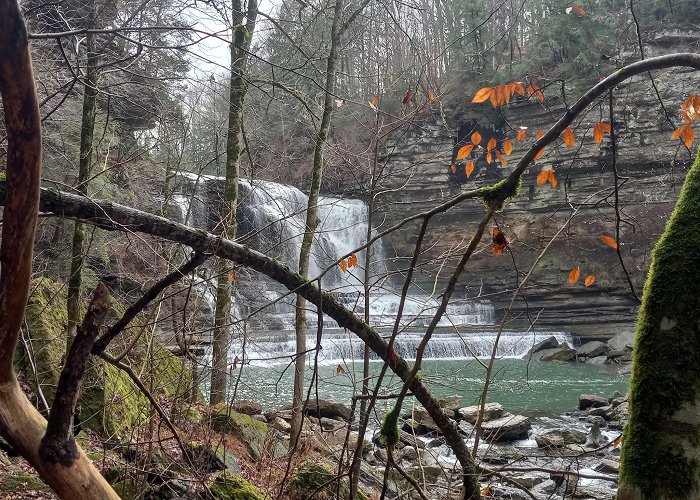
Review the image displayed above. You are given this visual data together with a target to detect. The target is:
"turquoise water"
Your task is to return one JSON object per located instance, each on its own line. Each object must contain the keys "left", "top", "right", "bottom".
{"left": 226, "top": 358, "right": 628, "bottom": 416}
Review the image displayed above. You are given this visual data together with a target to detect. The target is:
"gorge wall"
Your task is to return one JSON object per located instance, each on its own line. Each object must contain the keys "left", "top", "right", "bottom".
{"left": 349, "top": 35, "right": 700, "bottom": 340}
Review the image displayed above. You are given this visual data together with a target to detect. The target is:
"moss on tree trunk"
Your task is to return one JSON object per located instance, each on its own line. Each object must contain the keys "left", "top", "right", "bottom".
{"left": 619, "top": 149, "right": 700, "bottom": 499}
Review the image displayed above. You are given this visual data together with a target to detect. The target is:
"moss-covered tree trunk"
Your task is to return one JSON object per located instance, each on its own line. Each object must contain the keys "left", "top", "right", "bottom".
{"left": 66, "top": 28, "right": 98, "bottom": 345}
{"left": 619, "top": 148, "right": 700, "bottom": 499}
{"left": 289, "top": 0, "right": 344, "bottom": 448}
{"left": 209, "top": 0, "right": 257, "bottom": 405}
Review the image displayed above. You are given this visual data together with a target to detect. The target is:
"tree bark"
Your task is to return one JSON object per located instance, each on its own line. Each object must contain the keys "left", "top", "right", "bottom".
{"left": 618, "top": 148, "right": 700, "bottom": 500}
{"left": 0, "top": 1, "right": 118, "bottom": 497}
{"left": 291, "top": 0, "right": 344, "bottom": 450}
{"left": 209, "top": 0, "right": 257, "bottom": 405}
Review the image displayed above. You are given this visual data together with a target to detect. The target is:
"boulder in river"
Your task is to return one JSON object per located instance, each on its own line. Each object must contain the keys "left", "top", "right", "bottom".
{"left": 579, "top": 394, "right": 608, "bottom": 410}
{"left": 481, "top": 414, "right": 531, "bottom": 442}
{"left": 456, "top": 402, "right": 504, "bottom": 424}
{"left": 576, "top": 341, "right": 611, "bottom": 359}
{"left": 535, "top": 428, "right": 587, "bottom": 448}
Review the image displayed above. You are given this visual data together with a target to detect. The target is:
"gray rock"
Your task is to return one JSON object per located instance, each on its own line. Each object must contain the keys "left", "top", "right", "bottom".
{"left": 399, "top": 446, "right": 419, "bottom": 461}
{"left": 456, "top": 402, "right": 503, "bottom": 424}
{"left": 577, "top": 341, "right": 611, "bottom": 358}
{"left": 231, "top": 399, "right": 262, "bottom": 416}
{"left": 405, "top": 406, "right": 441, "bottom": 434}
{"left": 458, "top": 420, "right": 475, "bottom": 437}
{"left": 481, "top": 414, "right": 531, "bottom": 442}
{"left": 535, "top": 428, "right": 587, "bottom": 448}
{"left": 527, "top": 336, "right": 561, "bottom": 355}
{"left": 607, "top": 330, "right": 635, "bottom": 351}
{"left": 319, "top": 417, "right": 345, "bottom": 431}
{"left": 579, "top": 394, "right": 608, "bottom": 410}
{"left": 439, "top": 395, "right": 463, "bottom": 414}
{"left": 510, "top": 474, "right": 547, "bottom": 489}
{"left": 587, "top": 355, "right": 608, "bottom": 364}
{"left": 531, "top": 346, "right": 577, "bottom": 361}
{"left": 595, "top": 458, "right": 620, "bottom": 474}
{"left": 269, "top": 416, "right": 291, "bottom": 433}
{"left": 611, "top": 401, "right": 630, "bottom": 420}
{"left": 585, "top": 415, "right": 607, "bottom": 427}
{"left": 585, "top": 422, "right": 609, "bottom": 448}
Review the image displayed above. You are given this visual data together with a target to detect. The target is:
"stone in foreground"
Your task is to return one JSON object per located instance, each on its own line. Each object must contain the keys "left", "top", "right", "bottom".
{"left": 481, "top": 414, "right": 531, "bottom": 442}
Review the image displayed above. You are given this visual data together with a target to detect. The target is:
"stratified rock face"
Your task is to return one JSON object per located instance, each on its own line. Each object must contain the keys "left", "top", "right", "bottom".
{"left": 340, "top": 35, "right": 699, "bottom": 341}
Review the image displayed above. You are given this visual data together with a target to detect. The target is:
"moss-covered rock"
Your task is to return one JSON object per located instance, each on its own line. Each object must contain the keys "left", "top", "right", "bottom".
{"left": 18, "top": 277, "right": 193, "bottom": 440}
{"left": 209, "top": 404, "right": 269, "bottom": 461}
{"left": 208, "top": 471, "right": 265, "bottom": 500}
{"left": 287, "top": 461, "right": 367, "bottom": 500}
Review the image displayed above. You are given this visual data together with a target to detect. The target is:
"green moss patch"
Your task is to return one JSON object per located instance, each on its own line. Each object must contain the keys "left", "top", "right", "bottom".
{"left": 287, "top": 461, "right": 367, "bottom": 500}
{"left": 0, "top": 472, "right": 51, "bottom": 493}
{"left": 209, "top": 404, "right": 269, "bottom": 461}
{"left": 208, "top": 471, "right": 265, "bottom": 500}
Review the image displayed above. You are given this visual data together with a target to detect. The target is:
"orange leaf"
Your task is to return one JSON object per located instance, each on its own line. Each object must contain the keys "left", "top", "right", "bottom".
{"left": 536, "top": 130, "right": 544, "bottom": 140}
{"left": 601, "top": 235, "right": 618, "bottom": 250}
{"left": 402, "top": 88, "right": 414, "bottom": 104}
{"left": 584, "top": 275, "right": 596, "bottom": 287}
{"left": 516, "top": 127, "right": 527, "bottom": 142}
{"left": 486, "top": 151, "right": 493, "bottom": 164}
{"left": 457, "top": 144, "right": 475, "bottom": 160}
{"left": 465, "top": 160, "right": 475, "bottom": 177}
{"left": 534, "top": 146, "right": 545, "bottom": 160}
{"left": 481, "top": 485, "right": 491, "bottom": 496}
{"left": 472, "top": 87, "right": 493, "bottom": 103}
{"left": 673, "top": 124, "right": 696, "bottom": 148}
{"left": 369, "top": 95, "right": 380, "bottom": 110}
{"left": 339, "top": 259, "right": 348, "bottom": 272}
{"left": 613, "top": 435, "right": 622, "bottom": 448}
{"left": 487, "top": 137, "right": 497, "bottom": 151}
{"left": 562, "top": 127, "right": 575, "bottom": 148}
{"left": 492, "top": 226, "right": 510, "bottom": 255}
{"left": 575, "top": 5, "right": 586, "bottom": 15}
{"left": 526, "top": 85, "right": 534, "bottom": 97}
{"left": 471, "top": 131, "right": 482, "bottom": 145}
{"left": 530, "top": 83, "right": 545, "bottom": 102}
{"left": 495, "top": 150, "right": 508, "bottom": 166}
{"left": 348, "top": 252, "right": 359, "bottom": 267}
{"left": 427, "top": 90, "right": 436, "bottom": 102}
{"left": 593, "top": 122, "right": 612, "bottom": 145}
{"left": 568, "top": 267, "right": 581, "bottom": 286}
{"left": 336, "top": 364, "right": 345, "bottom": 375}
{"left": 489, "top": 88, "right": 499, "bottom": 107}
{"left": 229, "top": 270, "right": 237, "bottom": 283}
{"left": 548, "top": 169, "right": 558, "bottom": 187}
{"left": 503, "top": 139, "right": 513, "bottom": 155}
{"left": 536, "top": 170, "right": 549, "bottom": 185}
{"left": 514, "top": 82, "right": 525, "bottom": 95}
{"left": 450, "top": 163, "right": 457, "bottom": 174}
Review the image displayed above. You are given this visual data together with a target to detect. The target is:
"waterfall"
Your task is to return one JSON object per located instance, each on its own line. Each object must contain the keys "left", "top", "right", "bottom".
{"left": 168, "top": 172, "right": 500, "bottom": 332}
{"left": 228, "top": 330, "right": 573, "bottom": 365}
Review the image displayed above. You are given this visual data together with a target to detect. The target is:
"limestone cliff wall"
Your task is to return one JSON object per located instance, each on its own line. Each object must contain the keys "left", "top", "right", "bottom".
{"left": 351, "top": 40, "right": 700, "bottom": 340}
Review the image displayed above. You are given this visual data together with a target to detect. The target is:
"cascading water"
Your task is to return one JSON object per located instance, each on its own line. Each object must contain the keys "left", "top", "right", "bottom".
{"left": 168, "top": 171, "right": 572, "bottom": 362}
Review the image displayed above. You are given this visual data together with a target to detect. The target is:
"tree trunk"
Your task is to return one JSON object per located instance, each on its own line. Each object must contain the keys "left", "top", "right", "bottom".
{"left": 209, "top": 0, "right": 257, "bottom": 405}
{"left": 290, "top": 0, "right": 344, "bottom": 449}
{"left": 66, "top": 26, "right": 98, "bottom": 345}
{"left": 618, "top": 148, "right": 700, "bottom": 500}
{"left": 0, "top": 1, "right": 117, "bottom": 496}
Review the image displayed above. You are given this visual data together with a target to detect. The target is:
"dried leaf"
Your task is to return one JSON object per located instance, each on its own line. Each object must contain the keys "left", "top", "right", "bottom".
{"left": 465, "top": 160, "right": 475, "bottom": 177}
{"left": 457, "top": 144, "right": 475, "bottom": 160}
{"left": 613, "top": 435, "right": 622, "bottom": 448}
{"left": 471, "top": 131, "right": 482, "bottom": 145}
{"left": 536, "top": 170, "right": 549, "bottom": 186}
{"left": 514, "top": 82, "right": 525, "bottom": 95}
{"left": 369, "top": 95, "right": 380, "bottom": 110}
{"left": 673, "top": 124, "right": 696, "bottom": 148}
{"left": 593, "top": 122, "right": 612, "bottom": 145}
{"left": 548, "top": 169, "right": 558, "bottom": 187}
{"left": 486, "top": 151, "right": 493, "bottom": 164}
{"left": 495, "top": 150, "right": 508, "bottom": 166}
{"left": 492, "top": 226, "right": 510, "bottom": 255}
{"left": 334, "top": 99, "right": 344, "bottom": 107}
{"left": 584, "top": 275, "right": 596, "bottom": 287}
{"left": 450, "top": 163, "right": 457, "bottom": 174}
{"left": 339, "top": 259, "right": 348, "bottom": 272}
{"left": 481, "top": 485, "right": 491, "bottom": 496}
{"left": 562, "top": 127, "right": 575, "bottom": 148}
{"left": 229, "top": 270, "right": 237, "bottom": 283}
{"left": 575, "top": 5, "right": 586, "bottom": 15}
{"left": 402, "top": 88, "right": 414, "bottom": 105}
{"left": 568, "top": 267, "right": 581, "bottom": 286}
{"left": 530, "top": 83, "right": 545, "bottom": 102}
{"left": 516, "top": 127, "right": 527, "bottom": 142}
{"left": 428, "top": 90, "right": 436, "bottom": 102}
{"left": 489, "top": 88, "right": 499, "bottom": 107}
{"left": 336, "top": 364, "right": 345, "bottom": 375}
{"left": 601, "top": 235, "right": 618, "bottom": 250}
{"left": 472, "top": 87, "right": 493, "bottom": 103}
{"left": 487, "top": 137, "right": 497, "bottom": 151}
{"left": 536, "top": 130, "right": 544, "bottom": 140}
{"left": 534, "top": 146, "right": 545, "bottom": 160}
{"left": 348, "top": 252, "right": 359, "bottom": 267}
{"left": 503, "top": 139, "right": 513, "bottom": 155}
